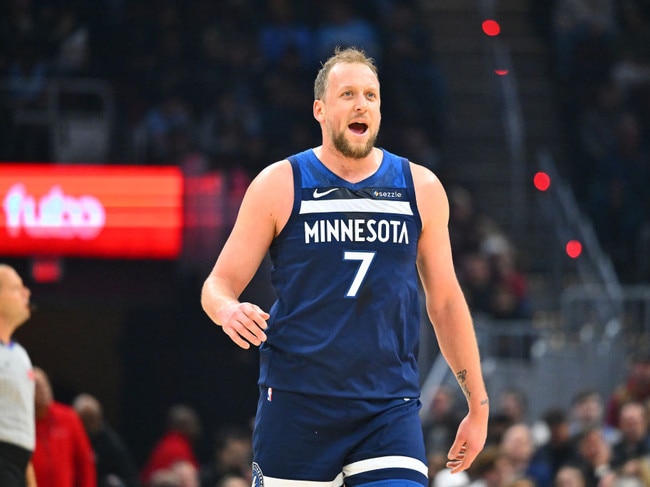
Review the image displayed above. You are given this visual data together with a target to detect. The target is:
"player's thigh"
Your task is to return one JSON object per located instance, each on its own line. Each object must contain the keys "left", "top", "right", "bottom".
{"left": 252, "top": 388, "right": 348, "bottom": 484}
{"left": 342, "top": 398, "right": 428, "bottom": 487}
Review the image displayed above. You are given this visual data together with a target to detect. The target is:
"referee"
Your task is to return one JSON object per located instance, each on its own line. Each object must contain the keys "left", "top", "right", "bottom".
{"left": 0, "top": 264, "right": 36, "bottom": 487}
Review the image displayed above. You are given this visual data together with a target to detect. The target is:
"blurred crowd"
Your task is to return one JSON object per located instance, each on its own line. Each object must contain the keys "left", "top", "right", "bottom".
{"left": 425, "top": 350, "right": 650, "bottom": 487}
{"left": 534, "top": 0, "right": 650, "bottom": 283}
{"left": 0, "top": 0, "right": 446, "bottom": 175}
{"left": 28, "top": 349, "right": 650, "bottom": 487}
{"left": 0, "top": 0, "right": 535, "bottom": 324}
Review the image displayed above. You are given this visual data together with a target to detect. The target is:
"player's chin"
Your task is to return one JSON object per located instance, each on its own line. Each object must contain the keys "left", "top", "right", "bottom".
{"left": 347, "top": 139, "right": 375, "bottom": 158}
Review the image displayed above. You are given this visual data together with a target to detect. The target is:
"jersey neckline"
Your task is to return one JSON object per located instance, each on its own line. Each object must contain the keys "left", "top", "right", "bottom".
{"left": 307, "top": 147, "right": 389, "bottom": 188}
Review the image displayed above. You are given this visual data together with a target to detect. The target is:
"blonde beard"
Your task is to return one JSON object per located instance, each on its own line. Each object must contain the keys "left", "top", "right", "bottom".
{"left": 327, "top": 122, "right": 378, "bottom": 159}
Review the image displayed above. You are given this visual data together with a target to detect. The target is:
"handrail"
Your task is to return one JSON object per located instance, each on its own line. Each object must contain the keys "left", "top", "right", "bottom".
{"left": 493, "top": 37, "right": 528, "bottom": 229}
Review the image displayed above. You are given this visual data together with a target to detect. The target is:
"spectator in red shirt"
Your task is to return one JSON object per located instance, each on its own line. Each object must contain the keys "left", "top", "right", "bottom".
{"left": 140, "top": 404, "right": 202, "bottom": 486}
{"left": 32, "top": 367, "right": 97, "bottom": 487}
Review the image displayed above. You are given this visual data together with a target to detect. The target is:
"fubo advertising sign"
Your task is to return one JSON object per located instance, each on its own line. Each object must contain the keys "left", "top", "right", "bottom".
{"left": 0, "top": 164, "right": 183, "bottom": 258}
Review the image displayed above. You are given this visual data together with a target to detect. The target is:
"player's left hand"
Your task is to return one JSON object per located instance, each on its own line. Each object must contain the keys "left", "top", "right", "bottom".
{"left": 446, "top": 411, "right": 488, "bottom": 473}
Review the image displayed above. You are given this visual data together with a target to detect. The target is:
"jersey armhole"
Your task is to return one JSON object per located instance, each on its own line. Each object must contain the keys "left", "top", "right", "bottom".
{"left": 401, "top": 158, "right": 422, "bottom": 232}
{"left": 287, "top": 156, "right": 302, "bottom": 214}
{"left": 272, "top": 156, "right": 302, "bottom": 244}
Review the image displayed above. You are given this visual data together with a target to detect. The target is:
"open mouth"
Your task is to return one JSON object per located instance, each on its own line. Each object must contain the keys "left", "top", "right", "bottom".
{"left": 348, "top": 122, "right": 368, "bottom": 135}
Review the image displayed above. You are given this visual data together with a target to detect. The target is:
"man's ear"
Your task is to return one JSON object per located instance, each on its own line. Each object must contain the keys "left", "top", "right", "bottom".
{"left": 313, "top": 99, "right": 324, "bottom": 123}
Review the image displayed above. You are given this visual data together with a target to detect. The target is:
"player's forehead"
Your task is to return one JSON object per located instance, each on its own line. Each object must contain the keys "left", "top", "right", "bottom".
{"left": 327, "top": 62, "right": 379, "bottom": 92}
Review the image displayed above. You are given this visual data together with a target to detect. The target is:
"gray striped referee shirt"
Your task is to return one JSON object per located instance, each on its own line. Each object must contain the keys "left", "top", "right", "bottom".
{"left": 0, "top": 341, "right": 35, "bottom": 451}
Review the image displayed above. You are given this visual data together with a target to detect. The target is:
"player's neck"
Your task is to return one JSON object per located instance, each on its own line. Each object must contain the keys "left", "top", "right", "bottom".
{"left": 313, "top": 146, "right": 382, "bottom": 184}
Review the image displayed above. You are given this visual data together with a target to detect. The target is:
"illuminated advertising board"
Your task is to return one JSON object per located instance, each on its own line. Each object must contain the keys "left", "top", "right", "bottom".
{"left": 0, "top": 164, "right": 183, "bottom": 258}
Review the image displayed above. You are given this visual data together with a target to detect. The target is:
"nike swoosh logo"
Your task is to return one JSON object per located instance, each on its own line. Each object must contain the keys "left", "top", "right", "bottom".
{"left": 312, "top": 188, "right": 339, "bottom": 199}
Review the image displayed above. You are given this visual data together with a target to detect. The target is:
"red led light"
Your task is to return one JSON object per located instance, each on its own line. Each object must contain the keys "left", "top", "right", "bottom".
{"left": 534, "top": 172, "right": 551, "bottom": 191}
{"left": 566, "top": 240, "right": 583, "bottom": 259}
{"left": 482, "top": 19, "right": 501, "bottom": 36}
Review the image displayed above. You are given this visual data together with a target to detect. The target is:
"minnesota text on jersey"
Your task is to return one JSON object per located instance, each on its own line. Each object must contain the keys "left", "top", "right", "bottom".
{"left": 304, "top": 218, "right": 409, "bottom": 244}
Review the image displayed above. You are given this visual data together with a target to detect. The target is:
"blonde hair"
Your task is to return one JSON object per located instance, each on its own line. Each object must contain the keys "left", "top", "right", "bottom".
{"left": 314, "top": 46, "right": 378, "bottom": 100}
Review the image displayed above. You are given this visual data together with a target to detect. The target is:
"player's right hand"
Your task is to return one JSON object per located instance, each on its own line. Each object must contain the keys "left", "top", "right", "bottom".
{"left": 218, "top": 302, "right": 269, "bottom": 349}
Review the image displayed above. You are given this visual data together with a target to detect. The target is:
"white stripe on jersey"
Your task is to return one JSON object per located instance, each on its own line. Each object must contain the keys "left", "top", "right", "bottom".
{"left": 300, "top": 199, "right": 413, "bottom": 216}
{"left": 260, "top": 472, "right": 344, "bottom": 487}
{"left": 343, "top": 455, "right": 429, "bottom": 478}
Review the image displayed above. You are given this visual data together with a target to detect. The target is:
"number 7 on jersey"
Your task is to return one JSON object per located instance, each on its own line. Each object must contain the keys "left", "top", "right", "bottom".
{"left": 343, "top": 251, "right": 376, "bottom": 298}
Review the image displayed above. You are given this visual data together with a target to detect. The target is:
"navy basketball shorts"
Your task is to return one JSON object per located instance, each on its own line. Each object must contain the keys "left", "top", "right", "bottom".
{"left": 252, "top": 387, "right": 429, "bottom": 486}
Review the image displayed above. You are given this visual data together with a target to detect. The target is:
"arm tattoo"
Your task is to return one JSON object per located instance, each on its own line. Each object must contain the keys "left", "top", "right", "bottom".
{"left": 456, "top": 369, "right": 467, "bottom": 383}
{"left": 456, "top": 369, "right": 470, "bottom": 399}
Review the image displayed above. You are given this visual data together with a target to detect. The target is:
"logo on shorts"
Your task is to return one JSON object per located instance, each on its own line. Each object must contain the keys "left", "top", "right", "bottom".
{"left": 252, "top": 462, "right": 264, "bottom": 487}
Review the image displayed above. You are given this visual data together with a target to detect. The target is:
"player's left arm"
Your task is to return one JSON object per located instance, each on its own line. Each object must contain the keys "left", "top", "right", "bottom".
{"left": 412, "top": 162, "right": 489, "bottom": 473}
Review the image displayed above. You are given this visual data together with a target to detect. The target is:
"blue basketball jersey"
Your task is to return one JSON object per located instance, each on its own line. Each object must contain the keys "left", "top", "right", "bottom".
{"left": 259, "top": 148, "right": 423, "bottom": 399}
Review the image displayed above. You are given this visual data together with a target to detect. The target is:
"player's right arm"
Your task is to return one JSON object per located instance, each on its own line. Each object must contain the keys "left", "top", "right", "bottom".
{"left": 201, "top": 160, "right": 293, "bottom": 349}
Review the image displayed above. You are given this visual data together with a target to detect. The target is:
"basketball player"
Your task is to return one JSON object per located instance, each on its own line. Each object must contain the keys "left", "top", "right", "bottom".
{"left": 201, "top": 47, "right": 489, "bottom": 487}
{"left": 0, "top": 264, "right": 37, "bottom": 487}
